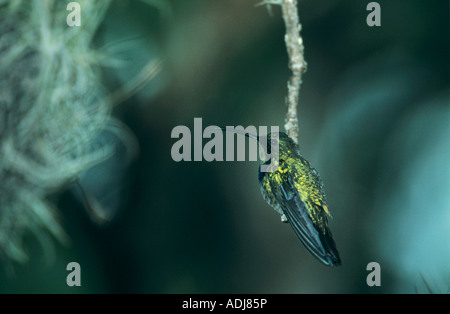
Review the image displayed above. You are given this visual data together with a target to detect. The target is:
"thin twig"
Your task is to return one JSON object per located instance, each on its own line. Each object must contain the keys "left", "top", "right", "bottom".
{"left": 259, "top": 0, "right": 307, "bottom": 143}
{"left": 281, "top": 0, "right": 306, "bottom": 144}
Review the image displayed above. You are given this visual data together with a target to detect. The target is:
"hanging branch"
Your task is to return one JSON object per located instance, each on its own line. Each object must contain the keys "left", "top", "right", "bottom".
{"left": 281, "top": 0, "right": 306, "bottom": 144}
{"left": 259, "top": 0, "right": 307, "bottom": 144}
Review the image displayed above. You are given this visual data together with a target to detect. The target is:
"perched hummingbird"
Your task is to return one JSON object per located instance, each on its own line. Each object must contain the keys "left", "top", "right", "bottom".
{"left": 224, "top": 128, "right": 341, "bottom": 267}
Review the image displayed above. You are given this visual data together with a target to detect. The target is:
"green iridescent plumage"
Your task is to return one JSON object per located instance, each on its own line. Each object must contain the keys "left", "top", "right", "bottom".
{"left": 258, "top": 132, "right": 341, "bottom": 267}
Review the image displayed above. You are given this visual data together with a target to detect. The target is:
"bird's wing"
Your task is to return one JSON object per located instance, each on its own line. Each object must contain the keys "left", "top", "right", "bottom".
{"left": 272, "top": 175, "right": 341, "bottom": 266}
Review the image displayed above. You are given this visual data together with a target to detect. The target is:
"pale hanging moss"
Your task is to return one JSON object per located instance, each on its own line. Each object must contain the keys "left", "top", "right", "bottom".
{"left": 0, "top": 0, "right": 142, "bottom": 263}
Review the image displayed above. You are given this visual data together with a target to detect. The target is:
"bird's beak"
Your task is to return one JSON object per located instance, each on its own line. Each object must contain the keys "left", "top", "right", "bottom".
{"left": 218, "top": 127, "right": 259, "bottom": 141}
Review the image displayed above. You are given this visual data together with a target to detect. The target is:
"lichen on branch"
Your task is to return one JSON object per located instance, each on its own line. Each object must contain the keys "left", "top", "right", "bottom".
{"left": 259, "top": 0, "right": 307, "bottom": 144}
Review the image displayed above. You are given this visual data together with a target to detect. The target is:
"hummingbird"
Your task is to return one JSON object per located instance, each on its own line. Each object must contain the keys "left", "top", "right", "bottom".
{"left": 223, "top": 128, "right": 341, "bottom": 267}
